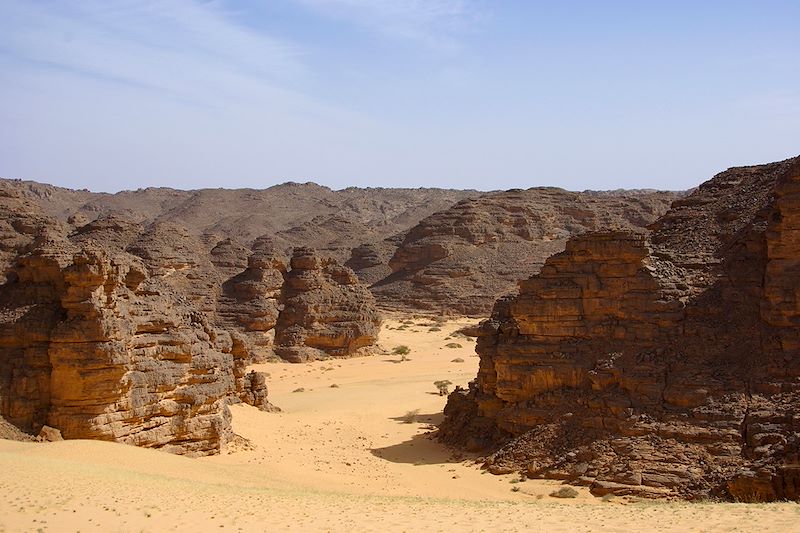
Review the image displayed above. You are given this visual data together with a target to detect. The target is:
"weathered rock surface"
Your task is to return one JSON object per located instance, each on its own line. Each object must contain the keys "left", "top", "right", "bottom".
{"left": 275, "top": 248, "right": 382, "bottom": 362}
{"left": 1, "top": 179, "right": 476, "bottom": 262}
{"left": 345, "top": 238, "right": 399, "bottom": 287}
{"left": 440, "top": 157, "right": 800, "bottom": 501}
{"left": 0, "top": 191, "right": 279, "bottom": 454}
{"left": 217, "top": 249, "right": 287, "bottom": 361}
{"left": 372, "top": 188, "right": 679, "bottom": 315}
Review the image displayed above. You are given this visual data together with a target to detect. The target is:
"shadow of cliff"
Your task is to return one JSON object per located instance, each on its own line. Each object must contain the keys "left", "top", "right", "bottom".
{"left": 371, "top": 412, "right": 465, "bottom": 465}
{"left": 387, "top": 412, "right": 443, "bottom": 424}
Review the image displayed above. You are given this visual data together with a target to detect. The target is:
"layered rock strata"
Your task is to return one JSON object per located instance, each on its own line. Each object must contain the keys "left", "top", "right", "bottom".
{"left": 440, "top": 157, "right": 800, "bottom": 501}
{"left": 372, "top": 188, "right": 678, "bottom": 315}
{"left": 275, "top": 248, "right": 382, "bottom": 362}
{"left": 0, "top": 194, "right": 278, "bottom": 454}
{"left": 0, "top": 187, "right": 384, "bottom": 451}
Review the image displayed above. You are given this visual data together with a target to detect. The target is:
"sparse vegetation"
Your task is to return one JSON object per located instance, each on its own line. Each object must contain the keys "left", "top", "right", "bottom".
{"left": 434, "top": 380, "right": 453, "bottom": 395}
{"left": 451, "top": 358, "right": 465, "bottom": 363}
{"left": 428, "top": 327, "right": 442, "bottom": 332}
{"left": 549, "top": 487, "right": 579, "bottom": 498}
{"left": 401, "top": 409, "right": 420, "bottom": 424}
{"left": 330, "top": 383, "right": 340, "bottom": 388}
{"left": 392, "top": 345, "right": 411, "bottom": 355}
{"left": 292, "top": 387, "right": 305, "bottom": 393}
{"left": 445, "top": 342, "right": 462, "bottom": 349}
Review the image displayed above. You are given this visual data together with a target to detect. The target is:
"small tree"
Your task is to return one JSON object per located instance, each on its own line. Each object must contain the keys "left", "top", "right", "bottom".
{"left": 434, "top": 380, "right": 453, "bottom": 396}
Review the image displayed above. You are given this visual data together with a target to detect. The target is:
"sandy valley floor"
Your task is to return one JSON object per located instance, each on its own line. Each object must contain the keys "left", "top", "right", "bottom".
{"left": 1, "top": 317, "right": 799, "bottom": 532}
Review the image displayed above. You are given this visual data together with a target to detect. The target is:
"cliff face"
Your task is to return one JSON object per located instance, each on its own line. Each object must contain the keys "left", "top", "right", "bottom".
{"left": 371, "top": 189, "right": 678, "bottom": 315}
{"left": 0, "top": 242, "right": 241, "bottom": 455}
{"left": 440, "top": 157, "right": 800, "bottom": 501}
{"left": 275, "top": 248, "right": 382, "bottom": 363}
{"left": 0, "top": 185, "right": 384, "bottom": 451}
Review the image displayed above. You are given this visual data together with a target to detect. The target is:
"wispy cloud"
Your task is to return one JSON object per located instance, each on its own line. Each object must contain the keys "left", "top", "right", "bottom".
{"left": 0, "top": 0, "right": 380, "bottom": 190}
{"left": 294, "top": 0, "right": 477, "bottom": 49}
{"left": 0, "top": 0, "right": 312, "bottom": 107}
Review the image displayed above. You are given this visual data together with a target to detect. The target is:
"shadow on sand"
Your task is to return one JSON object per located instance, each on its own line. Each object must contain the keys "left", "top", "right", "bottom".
{"left": 371, "top": 412, "right": 466, "bottom": 466}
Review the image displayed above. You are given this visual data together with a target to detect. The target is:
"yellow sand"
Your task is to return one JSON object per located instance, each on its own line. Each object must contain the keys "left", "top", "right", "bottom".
{"left": 1, "top": 318, "right": 798, "bottom": 532}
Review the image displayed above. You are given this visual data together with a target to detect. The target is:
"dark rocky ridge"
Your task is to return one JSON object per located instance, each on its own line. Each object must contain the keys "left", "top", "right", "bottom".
{"left": 371, "top": 188, "right": 679, "bottom": 315}
{"left": 440, "top": 156, "right": 800, "bottom": 501}
{"left": 1, "top": 180, "right": 477, "bottom": 264}
{"left": 2, "top": 178, "right": 679, "bottom": 316}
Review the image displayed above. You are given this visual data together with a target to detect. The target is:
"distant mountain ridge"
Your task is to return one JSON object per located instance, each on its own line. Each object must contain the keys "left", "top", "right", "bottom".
{"left": 0, "top": 176, "right": 681, "bottom": 314}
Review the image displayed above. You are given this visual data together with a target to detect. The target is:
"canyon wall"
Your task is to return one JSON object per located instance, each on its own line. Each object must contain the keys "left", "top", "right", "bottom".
{"left": 440, "top": 157, "right": 800, "bottom": 501}
{"left": 371, "top": 188, "right": 678, "bottom": 315}
{"left": 0, "top": 187, "right": 380, "bottom": 453}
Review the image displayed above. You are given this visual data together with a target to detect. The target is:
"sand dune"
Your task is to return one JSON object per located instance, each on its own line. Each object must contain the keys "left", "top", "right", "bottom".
{"left": 1, "top": 318, "right": 798, "bottom": 532}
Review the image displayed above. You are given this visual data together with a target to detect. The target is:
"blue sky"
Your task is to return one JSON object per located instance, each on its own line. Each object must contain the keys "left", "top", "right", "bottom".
{"left": 0, "top": 1, "right": 798, "bottom": 192}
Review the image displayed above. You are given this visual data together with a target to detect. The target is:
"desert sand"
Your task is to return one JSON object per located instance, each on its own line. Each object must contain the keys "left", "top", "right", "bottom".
{"left": 1, "top": 318, "right": 798, "bottom": 532}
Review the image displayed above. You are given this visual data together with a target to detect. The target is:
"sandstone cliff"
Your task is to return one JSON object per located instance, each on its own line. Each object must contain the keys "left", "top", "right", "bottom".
{"left": 0, "top": 193, "right": 278, "bottom": 455}
{"left": 0, "top": 184, "right": 386, "bottom": 451}
{"left": 371, "top": 188, "right": 678, "bottom": 315}
{"left": 440, "top": 157, "right": 800, "bottom": 501}
{"left": 275, "top": 248, "right": 382, "bottom": 362}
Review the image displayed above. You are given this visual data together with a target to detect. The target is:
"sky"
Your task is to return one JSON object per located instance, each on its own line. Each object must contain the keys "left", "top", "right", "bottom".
{"left": 0, "top": 1, "right": 798, "bottom": 192}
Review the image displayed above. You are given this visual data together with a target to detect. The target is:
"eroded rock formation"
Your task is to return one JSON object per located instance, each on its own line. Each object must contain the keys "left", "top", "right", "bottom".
{"left": 0, "top": 183, "right": 386, "bottom": 451}
{"left": 217, "top": 248, "right": 287, "bottom": 361}
{"left": 275, "top": 247, "right": 382, "bottom": 362}
{"left": 0, "top": 193, "right": 280, "bottom": 454}
{"left": 372, "top": 188, "right": 679, "bottom": 315}
{"left": 440, "top": 157, "right": 800, "bottom": 501}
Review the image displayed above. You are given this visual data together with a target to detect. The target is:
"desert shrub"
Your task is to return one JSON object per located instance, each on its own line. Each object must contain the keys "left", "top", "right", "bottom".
{"left": 392, "top": 345, "right": 411, "bottom": 355}
{"left": 330, "top": 383, "right": 340, "bottom": 388}
{"left": 434, "top": 380, "right": 453, "bottom": 396}
{"left": 292, "top": 387, "right": 305, "bottom": 393}
{"left": 445, "top": 342, "right": 462, "bottom": 349}
{"left": 549, "top": 487, "right": 579, "bottom": 498}
{"left": 428, "top": 327, "right": 442, "bottom": 332}
{"left": 401, "top": 409, "right": 420, "bottom": 423}
{"left": 511, "top": 486, "right": 520, "bottom": 492}
{"left": 451, "top": 358, "right": 465, "bottom": 363}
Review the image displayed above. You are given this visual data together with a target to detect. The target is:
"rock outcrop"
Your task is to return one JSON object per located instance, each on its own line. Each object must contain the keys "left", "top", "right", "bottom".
{"left": 0, "top": 243, "right": 238, "bottom": 455}
{"left": 217, "top": 248, "right": 287, "bottom": 361}
{"left": 440, "top": 157, "right": 800, "bottom": 501}
{"left": 274, "top": 248, "right": 382, "bottom": 362}
{"left": 372, "top": 188, "right": 679, "bottom": 315}
{"left": 0, "top": 191, "right": 277, "bottom": 454}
